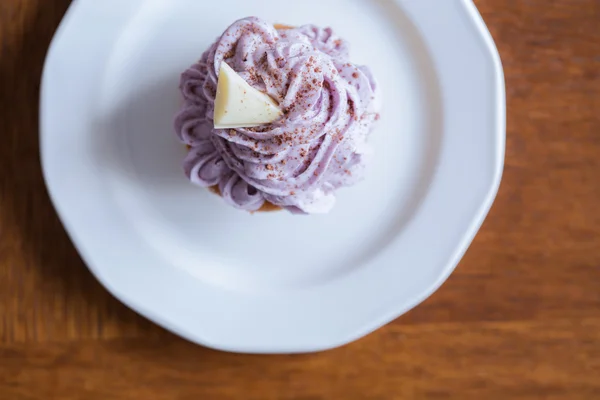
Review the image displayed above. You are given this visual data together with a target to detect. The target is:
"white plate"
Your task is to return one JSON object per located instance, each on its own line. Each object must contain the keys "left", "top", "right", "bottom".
{"left": 41, "top": 0, "right": 505, "bottom": 353}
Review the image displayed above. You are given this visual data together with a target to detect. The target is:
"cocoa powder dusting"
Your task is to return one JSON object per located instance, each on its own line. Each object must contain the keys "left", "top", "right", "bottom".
{"left": 347, "top": 99, "right": 355, "bottom": 119}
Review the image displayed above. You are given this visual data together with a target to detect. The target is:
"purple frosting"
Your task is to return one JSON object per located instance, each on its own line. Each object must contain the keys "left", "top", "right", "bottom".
{"left": 175, "top": 17, "right": 380, "bottom": 213}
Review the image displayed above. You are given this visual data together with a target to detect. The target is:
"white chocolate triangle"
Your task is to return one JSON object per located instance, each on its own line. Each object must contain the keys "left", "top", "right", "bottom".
{"left": 213, "top": 62, "right": 282, "bottom": 129}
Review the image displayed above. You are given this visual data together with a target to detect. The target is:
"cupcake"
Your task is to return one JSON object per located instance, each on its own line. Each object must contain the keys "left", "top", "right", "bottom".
{"left": 174, "top": 17, "right": 380, "bottom": 214}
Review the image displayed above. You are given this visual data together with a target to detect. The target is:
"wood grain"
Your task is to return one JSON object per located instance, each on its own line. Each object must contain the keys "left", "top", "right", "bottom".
{"left": 0, "top": 0, "right": 599, "bottom": 398}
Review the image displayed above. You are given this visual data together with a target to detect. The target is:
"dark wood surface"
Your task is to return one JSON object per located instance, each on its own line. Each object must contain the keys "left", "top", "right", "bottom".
{"left": 1, "top": 0, "right": 599, "bottom": 398}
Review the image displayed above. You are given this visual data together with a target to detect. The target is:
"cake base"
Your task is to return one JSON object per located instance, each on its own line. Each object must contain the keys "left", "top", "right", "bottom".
{"left": 273, "top": 24, "right": 294, "bottom": 30}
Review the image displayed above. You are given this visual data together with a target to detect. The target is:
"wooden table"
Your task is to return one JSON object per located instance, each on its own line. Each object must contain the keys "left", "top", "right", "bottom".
{"left": 1, "top": 0, "right": 599, "bottom": 398}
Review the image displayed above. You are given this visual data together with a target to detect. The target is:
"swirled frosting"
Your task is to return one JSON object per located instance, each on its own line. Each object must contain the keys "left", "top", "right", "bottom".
{"left": 175, "top": 17, "right": 380, "bottom": 213}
